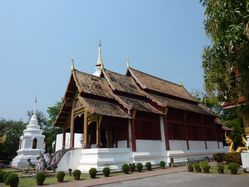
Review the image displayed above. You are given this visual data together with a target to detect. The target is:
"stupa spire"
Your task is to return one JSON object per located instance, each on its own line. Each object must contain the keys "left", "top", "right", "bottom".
{"left": 93, "top": 40, "right": 104, "bottom": 77}
{"left": 33, "top": 96, "right": 37, "bottom": 115}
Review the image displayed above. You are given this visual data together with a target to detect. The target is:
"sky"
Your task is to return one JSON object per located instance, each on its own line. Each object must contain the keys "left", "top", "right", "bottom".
{"left": 0, "top": 1, "right": 209, "bottom": 121}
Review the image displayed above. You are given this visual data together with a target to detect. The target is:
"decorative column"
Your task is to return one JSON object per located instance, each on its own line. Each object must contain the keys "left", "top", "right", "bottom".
{"left": 96, "top": 116, "right": 102, "bottom": 148}
{"left": 163, "top": 108, "right": 170, "bottom": 150}
{"left": 83, "top": 109, "right": 88, "bottom": 148}
{"left": 201, "top": 115, "right": 208, "bottom": 150}
{"left": 131, "top": 111, "right": 136, "bottom": 152}
{"left": 70, "top": 100, "right": 75, "bottom": 148}
{"left": 160, "top": 115, "right": 167, "bottom": 151}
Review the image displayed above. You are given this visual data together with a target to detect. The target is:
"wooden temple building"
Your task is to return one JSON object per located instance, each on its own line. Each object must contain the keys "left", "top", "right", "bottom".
{"left": 54, "top": 43, "right": 225, "bottom": 172}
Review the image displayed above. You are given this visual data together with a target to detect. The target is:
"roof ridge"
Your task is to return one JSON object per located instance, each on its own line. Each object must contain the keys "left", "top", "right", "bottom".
{"left": 129, "top": 67, "right": 183, "bottom": 87}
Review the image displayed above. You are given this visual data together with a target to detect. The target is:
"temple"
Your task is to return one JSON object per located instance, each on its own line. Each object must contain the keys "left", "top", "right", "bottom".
{"left": 54, "top": 43, "right": 226, "bottom": 172}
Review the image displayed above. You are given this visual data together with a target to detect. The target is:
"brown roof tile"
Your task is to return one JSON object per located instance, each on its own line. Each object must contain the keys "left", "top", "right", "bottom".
{"left": 128, "top": 68, "right": 197, "bottom": 102}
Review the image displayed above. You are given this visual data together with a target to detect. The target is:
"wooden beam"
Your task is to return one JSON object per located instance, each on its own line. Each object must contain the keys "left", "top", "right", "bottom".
{"left": 83, "top": 109, "right": 88, "bottom": 148}
{"left": 70, "top": 100, "right": 75, "bottom": 148}
{"left": 96, "top": 116, "right": 102, "bottom": 148}
{"left": 131, "top": 110, "right": 136, "bottom": 152}
{"left": 62, "top": 127, "right": 66, "bottom": 149}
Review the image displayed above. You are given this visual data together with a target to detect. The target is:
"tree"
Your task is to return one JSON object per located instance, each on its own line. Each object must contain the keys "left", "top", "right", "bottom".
{"left": 201, "top": 0, "right": 249, "bottom": 102}
{"left": 47, "top": 102, "right": 62, "bottom": 125}
{"left": 0, "top": 118, "right": 26, "bottom": 161}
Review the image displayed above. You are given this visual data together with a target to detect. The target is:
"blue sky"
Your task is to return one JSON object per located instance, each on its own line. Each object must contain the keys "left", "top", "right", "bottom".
{"left": 0, "top": 1, "right": 209, "bottom": 121}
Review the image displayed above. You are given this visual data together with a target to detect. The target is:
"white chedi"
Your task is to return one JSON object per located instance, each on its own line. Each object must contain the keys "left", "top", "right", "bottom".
{"left": 11, "top": 107, "right": 45, "bottom": 168}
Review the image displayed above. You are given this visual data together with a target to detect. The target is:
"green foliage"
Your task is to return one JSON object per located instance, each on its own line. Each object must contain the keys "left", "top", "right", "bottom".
{"left": 224, "top": 153, "right": 242, "bottom": 165}
{"left": 47, "top": 102, "right": 62, "bottom": 125}
{"left": 56, "top": 171, "right": 65, "bottom": 182}
{"left": 200, "top": 161, "right": 210, "bottom": 173}
{"left": 73, "top": 169, "right": 81, "bottom": 180}
{"left": 201, "top": 0, "right": 249, "bottom": 102}
{"left": 145, "top": 162, "right": 152, "bottom": 171}
{"left": 187, "top": 163, "right": 194, "bottom": 172}
{"left": 227, "top": 162, "right": 240, "bottom": 174}
{"left": 129, "top": 163, "right": 136, "bottom": 172}
{"left": 213, "top": 153, "right": 225, "bottom": 164}
{"left": 6, "top": 173, "right": 19, "bottom": 186}
{"left": 122, "top": 164, "right": 129, "bottom": 174}
{"left": 193, "top": 163, "right": 201, "bottom": 173}
{"left": 0, "top": 170, "right": 6, "bottom": 183}
{"left": 36, "top": 172, "right": 46, "bottom": 186}
{"left": 89, "top": 168, "right": 97, "bottom": 179}
{"left": 217, "top": 164, "right": 224, "bottom": 174}
{"left": 102, "top": 167, "right": 110, "bottom": 177}
{"left": 136, "top": 163, "right": 143, "bottom": 172}
{"left": 159, "top": 161, "right": 166, "bottom": 169}
{"left": 3, "top": 172, "right": 11, "bottom": 185}
{"left": 0, "top": 119, "right": 26, "bottom": 161}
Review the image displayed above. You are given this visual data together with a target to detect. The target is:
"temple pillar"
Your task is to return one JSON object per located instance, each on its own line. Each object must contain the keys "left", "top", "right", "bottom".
{"left": 128, "top": 120, "right": 132, "bottom": 148}
{"left": 62, "top": 127, "right": 66, "bottom": 149}
{"left": 201, "top": 115, "right": 207, "bottom": 150}
{"left": 160, "top": 115, "right": 166, "bottom": 151}
{"left": 184, "top": 112, "right": 189, "bottom": 150}
{"left": 70, "top": 101, "right": 75, "bottom": 148}
{"left": 131, "top": 111, "right": 136, "bottom": 152}
{"left": 83, "top": 109, "right": 88, "bottom": 148}
{"left": 96, "top": 120, "right": 100, "bottom": 148}
{"left": 163, "top": 115, "right": 170, "bottom": 150}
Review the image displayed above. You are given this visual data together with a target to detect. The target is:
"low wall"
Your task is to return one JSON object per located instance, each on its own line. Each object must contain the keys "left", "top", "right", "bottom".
{"left": 136, "top": 140, "right": 163, "bottom": 152}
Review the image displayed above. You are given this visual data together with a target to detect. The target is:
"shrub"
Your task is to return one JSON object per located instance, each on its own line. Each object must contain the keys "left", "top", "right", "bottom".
{"left": 122, "top": 164, "right": 129, "bottom": 174}
{"left": 129, "top": 163, "right": 136, "bottom": 173}
{"left": 103, "top": 167, "right": 110, "bottom": 177}
{"left": 136, "top": 163, "right": 143, "bottom": 172}
{"left": 36, "top": 172, "right": 46, "bottom": 186}
{"left": 145, "top": 162, "right": 152, "bottom": 171}
{"left": 6, "top": 173, "right": 19, "bottom": 187}
{"left": 193, "top": 163, "right": 201, "bottom": 173}
{"left": 227, "top": 162, "right": 240, "bottom": 174}
{"left": 73, "top": 169, "right": 81, "bottom": 180}
{"left": 187, "top": 163, "right": 194, "bottom": 172}
{"left": 213, "top": 153, "right": 225, "bottom": 164}
{"left": 0, "top": 170, "right": 6, "bottom": 183}
{"left": 89, "top": 168, "right": 97, "bottom": 178}
{"left": 3, "top": 172, "right": 11, "bottom": 185}
{"left": 224, "top": 153, "right": 241, "bottom": 165}
{"left": 56, "top": 171, "right": 65, "bottom": 182}
{"left": 217, "top": 164, "right": 224, "bottom": 174}
{"left": 160, "top": 161, "right": 166, "bottom": 169}
{"left": 200, "top": 161, "right": 210, "bottom": 173}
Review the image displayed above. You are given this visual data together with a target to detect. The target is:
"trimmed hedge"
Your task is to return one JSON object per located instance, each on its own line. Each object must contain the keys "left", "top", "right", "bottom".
{"left": 56, "top": 171, "right": 65, "bottom": 182}
{"left": 0, "top": 170, "right": 6, "bottom": 183}
{"left": 228, "top": 162, "right": 240, "bottom": 174}
{"left": 73, "top": 169, "right": 81, "bottom": 180}
{"left": 3, "top": 172, "right": 11, "bottom": 185}
{"left": 187, "top": 163, "right": 194, "bottom": 172}
{"left": 122, "top": 164, "right": 129, "bottom": 174}
{"left": 136, "top": 163, "right": 143, "bottom": 172}
{"left": 36, "top": 172, "right": 46, "bottom": 186}
{"left": 160, "top": 161, "right": 166, "bottom": 169}
{"left": 217, "top": 164, "right": 224, "bottom": 174}
{"left": 89, "top": 168, "right": 97, "bottom": 178}
{"left": 6, "top": 173, "right": 19, "bottom": 187}
{"left": 145, "top": 162, "right": 152, "bottom": 171}
{"left": 103, "top": 167, "right": 110, "bottom": 177}
{"left": 200, "top": 161, "right": 210, "bottom": 173}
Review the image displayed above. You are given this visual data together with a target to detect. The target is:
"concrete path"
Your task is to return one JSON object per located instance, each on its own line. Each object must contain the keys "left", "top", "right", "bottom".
{"left": 100, "top": 172, "right": 249, "bottom": 187}
{"left": 46, "top": 166, "right": 186, "bottom": 187}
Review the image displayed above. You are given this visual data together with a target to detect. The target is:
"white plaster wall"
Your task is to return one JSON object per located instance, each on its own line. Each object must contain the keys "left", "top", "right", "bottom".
{"left": 219, "top": 142, "right": 223, "bottom": 149}
{"left": 207, "top": 141, "right": 218, "bottom": 150}
{"left": 136, "top": 140, "right": 163, "bottom": 152}
{"left": 55, "top": 133, "right": 83, "bottom": 151}
{"left": 117, "top": 140, "right": 127, "bottom": 148}
{"left": 169, "top": 140, "right": 188, "bottom": 151}
{"left": 189, "top": 141, "right": 205, "bottom": 151}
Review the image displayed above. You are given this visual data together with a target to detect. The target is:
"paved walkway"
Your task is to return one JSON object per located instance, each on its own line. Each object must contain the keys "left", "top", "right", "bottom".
{"left": 46, "top": 166, "right": 187, "bottom": 187}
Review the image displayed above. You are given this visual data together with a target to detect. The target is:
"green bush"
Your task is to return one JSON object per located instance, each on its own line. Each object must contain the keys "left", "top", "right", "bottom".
{"left": 103, "top": 167, "right": 110, "bottom": 177}
{"left": 129, "top": 163, "right": 136, "bottom": 172}
{"left": 136, "top": 163, "right": 143, "bottom": 172}
{"left": 0, "top": 170, "right": 6, "bottom": 183}
{"left": 227, "top": 162, "right": 240, "bottom": 174}
{"left": 89, "top": 168, "right": 97, "bottom": 178}
{"left": 6, "top": 173, "right": 19, "bottom": 187}
{"left": 73, "top": 169, "right": 81, "bottom": 180}
{"left": 213, "top": 153, "right": 225, "bottom": 164}
{"left": 145, "top": 162, "right": 152, "bottom": 171}
{"left": 217, "top": 164, "right": 224, "bottom": 174}
{"left": 36, "top": 172, "right": 46, "bottom": 186}
{"left": 193, "top": 163, "right": 201, "bottom": 173}
{"left": 122, "top": 164, "right": 129, "bottom": 174}
{"left": 225, "top": 153, "right": 242, "bottom": 165}
{"left": 200, "top": 161, "right": 210, "bottom": 173}
{"left": 159, "top": 161, "right": 166, "bottom": 169}
{"left": 3, "top": 172, "right": 11, "bottom": 185}
{"left": 56, "top": 171, "right": 65, "bottom": 182}
{"left": 187, "top": 163, "right": 194, "bottom": 172}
